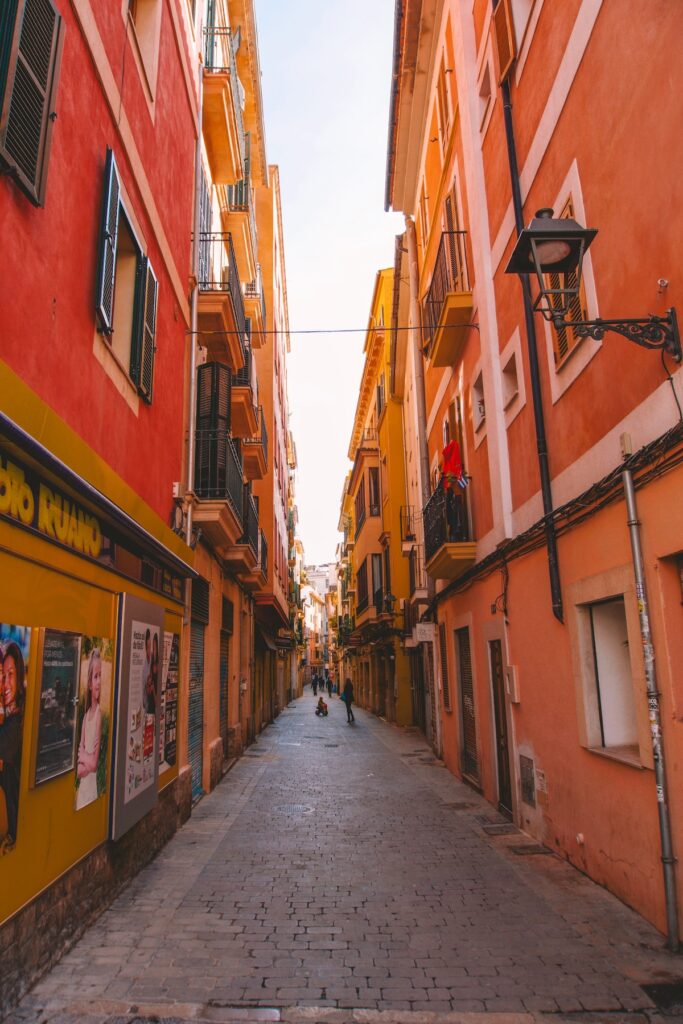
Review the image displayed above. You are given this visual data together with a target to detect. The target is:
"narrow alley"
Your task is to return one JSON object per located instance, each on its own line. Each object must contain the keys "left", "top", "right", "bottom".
{"left": 14, "top": 692, "right": 681, "bottom": 1024}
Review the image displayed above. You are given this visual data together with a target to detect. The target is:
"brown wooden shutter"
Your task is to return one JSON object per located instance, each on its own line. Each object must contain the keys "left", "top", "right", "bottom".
{"left": 0, "top": 0, "right": 64, "bottom": 206}
{"left": 132, "top": 257, "right": 158, "bottom": 403}
{"left": 438, "top": 622, "right": 451, "bottom": 711}
{"left": 95, "top": 148, "right": 121, "bottom": 333}
{"left": 492, "top": 0, "right": 516, "bottom": 83}
{"left": 456, "top": 626, "right": 479, "bottom": 781}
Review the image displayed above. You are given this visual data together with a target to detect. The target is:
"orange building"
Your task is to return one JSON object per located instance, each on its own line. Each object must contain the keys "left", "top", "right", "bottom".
{"left": 387, "top": 0, "right": 683, "bottom": 944}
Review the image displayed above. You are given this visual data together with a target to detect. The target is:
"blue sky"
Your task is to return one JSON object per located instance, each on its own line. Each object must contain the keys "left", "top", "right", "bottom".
{"left": 256, "top": 0, "right": 403, "bottom": 565}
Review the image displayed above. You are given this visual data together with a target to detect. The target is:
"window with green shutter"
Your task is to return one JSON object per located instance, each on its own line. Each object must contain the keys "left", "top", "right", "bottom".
{"left": 95, "top": 148, "right": 159, "bottom": 403}
{"left": 0, "top": 0, "right": 64, "bottom": 207}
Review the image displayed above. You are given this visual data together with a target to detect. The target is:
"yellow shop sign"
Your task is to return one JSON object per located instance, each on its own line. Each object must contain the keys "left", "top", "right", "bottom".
{"left": 0, "top": 455, "right": 102, "bottom": 558}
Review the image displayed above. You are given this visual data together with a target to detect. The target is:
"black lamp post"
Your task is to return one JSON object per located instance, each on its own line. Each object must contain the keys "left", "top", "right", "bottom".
{"left": 505, "top": 208, "right": 681, "bottom": 361}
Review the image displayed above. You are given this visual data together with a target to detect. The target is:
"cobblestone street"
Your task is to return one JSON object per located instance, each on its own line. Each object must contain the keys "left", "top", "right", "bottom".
{"left": 14, "top": 696, "right": 683, "bottom": 1024}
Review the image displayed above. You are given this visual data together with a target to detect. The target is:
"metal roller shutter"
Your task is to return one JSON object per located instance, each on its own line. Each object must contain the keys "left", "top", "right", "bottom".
{"left": 189, "top": 620, "right": 205, "bottom": 802}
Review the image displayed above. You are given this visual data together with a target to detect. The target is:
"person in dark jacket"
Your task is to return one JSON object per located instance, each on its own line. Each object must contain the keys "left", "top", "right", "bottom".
{"left": 342, "top": 678, "right": 355, "bottom": 723}
{"left": 311, "top": 672, "right": 318, "bottom": 696}
{"left": 0, "top": 641, "right": 26, "bottom": 849}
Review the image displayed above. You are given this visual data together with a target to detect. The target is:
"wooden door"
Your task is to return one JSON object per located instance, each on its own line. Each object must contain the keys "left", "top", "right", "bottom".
{"left": 489, "top": 639, "right": 513, "bottom": 818}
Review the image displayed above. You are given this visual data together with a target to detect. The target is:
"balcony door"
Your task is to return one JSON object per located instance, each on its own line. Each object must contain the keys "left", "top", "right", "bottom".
{"left": 489, "top": 639, "right": 513, "bottom": 819}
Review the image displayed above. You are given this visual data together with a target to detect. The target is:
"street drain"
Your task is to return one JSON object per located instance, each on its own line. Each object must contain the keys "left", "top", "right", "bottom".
{"left": 641, "top": 981, "right": 683, "bottom": 1010}
{"left": 475, "top": 813, "right": 505, "bottom": 825}
{"left": 482, "top": 823, "right": 519, "bottom": 836}
{"left": 325, "top": 743, "right": 339, "bottom": 747}
{"left": 510, "top": 843, "right": 552, "bottom": 855}
{"left": 275, "top": 803, "right": 312, "bottom": 814}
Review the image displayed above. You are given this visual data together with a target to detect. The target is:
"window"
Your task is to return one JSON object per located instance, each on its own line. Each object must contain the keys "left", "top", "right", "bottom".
{"left": 357, "top": 559, "right": 368, "bottom": 612}
{"left": 436, "top": 58, "right": 451, "bottom": 149}
{"left": 501, "top": 351, "right": 518, "bottom": 408}
{"left": 368, "top": 467, "right": 380, "bottom": 515}
{"left": 376, "top": 374, "right": 386, "bottom": 419}
{"left": 354, "top": 477, "right": 366, "bottom": 536}
{"left": 478, "top": 60, "right": 492, "bottom": 129}
{"left": 96, "top": 149, "right": 158, "bottom": 402}
{"left": 127, "top": 0, "right": 162, "bottom": 95}
{"left": 0, "top": 0, "right": 64, "bottom": 206}
{"left": 372, "top": 553, "right": 383, "bottom": 609}
{"left": 589, "top": 597, "right": 638, "bottom": 751}
{"left": 472, "top": 371, "right": 485, "bottom": 431}
{"left": 547, "top": 197, "right": 588, "bottom": 366}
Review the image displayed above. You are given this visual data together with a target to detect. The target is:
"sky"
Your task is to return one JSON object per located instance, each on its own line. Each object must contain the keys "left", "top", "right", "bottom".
{"left": 256, "top": 0, "right": 404, "bottom": 566}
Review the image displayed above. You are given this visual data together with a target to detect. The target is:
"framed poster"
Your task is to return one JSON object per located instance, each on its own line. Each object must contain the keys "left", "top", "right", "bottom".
{"left": 159, "top": 631, "right": 179, "bottom": 773}
{"left": 0, "top": 623, "right": 31, "bottom": 854}
{"left": 110, "top": 594, "right": 165, "bottom": 841}
{"left": 34, "top": 629, "right": 81, "bottom": 786}
{"left": 74, "top": 636, "right": 114, "bottom": 811}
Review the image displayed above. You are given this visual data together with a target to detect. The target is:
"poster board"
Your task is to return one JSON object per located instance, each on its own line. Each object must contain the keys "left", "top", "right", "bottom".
{"left": 110, "top": 593, "right": 165, "bottom": 841}
{"left": 34, "top": 629, "right": 81, "bottom": 786}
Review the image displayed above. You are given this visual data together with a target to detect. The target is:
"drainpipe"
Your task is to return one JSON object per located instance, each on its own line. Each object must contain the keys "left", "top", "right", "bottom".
{"left": 622, "top": 466, "right": 679, "bottom": 952}
{"left": 185, "top": 62, "right": 204, "bottom": 550}
{"left": 500, "top": 78, "right": 563, "bottom": 622}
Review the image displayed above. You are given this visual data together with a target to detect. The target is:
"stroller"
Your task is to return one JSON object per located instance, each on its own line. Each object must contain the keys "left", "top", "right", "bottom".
{"left": 315, "top": 697, "right": 328, "bottom": 717}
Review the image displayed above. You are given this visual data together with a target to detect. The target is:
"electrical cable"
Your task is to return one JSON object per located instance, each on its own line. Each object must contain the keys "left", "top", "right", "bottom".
{"left": 185, "top": 325, "right": 450, "bottom": 336}
{"left": 661, "top": 349, "right": 683, "bottom": 423}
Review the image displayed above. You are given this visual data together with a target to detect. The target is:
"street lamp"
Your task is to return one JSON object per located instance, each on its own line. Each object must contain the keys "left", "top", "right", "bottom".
{"left": 505, "top": 208, "right": 681, "bottom": 361}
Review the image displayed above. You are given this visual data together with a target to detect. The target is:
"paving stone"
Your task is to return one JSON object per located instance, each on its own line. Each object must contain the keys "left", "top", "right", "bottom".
{"left": 11, "top": 696, "right": 679, "bottom": 1023}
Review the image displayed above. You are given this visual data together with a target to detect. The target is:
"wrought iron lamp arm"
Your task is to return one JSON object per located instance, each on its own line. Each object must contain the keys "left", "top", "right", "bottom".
{"left": 554, "top": 308, "right": 681, "bottom": 362}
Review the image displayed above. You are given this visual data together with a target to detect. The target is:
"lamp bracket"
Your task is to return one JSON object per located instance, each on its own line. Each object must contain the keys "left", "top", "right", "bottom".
{"left": 555, "top": 309, "right": 681, "bottom": 362}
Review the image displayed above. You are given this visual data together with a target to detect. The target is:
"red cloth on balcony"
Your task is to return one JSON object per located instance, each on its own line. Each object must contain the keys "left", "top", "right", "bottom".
{"left": 442, "top": 440, "right": 463, "bottom": 489}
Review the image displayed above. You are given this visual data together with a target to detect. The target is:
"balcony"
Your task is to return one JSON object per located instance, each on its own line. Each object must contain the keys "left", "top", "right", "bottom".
{"left": 218, "top": 177, "right": 258, "bottom": 287}
{"left": 400, "top": 505, "right": 419, "bottom": 554}
{"left": 242, "top": 405, "right": 268, "bottom": 479}
{"left": 197, "top": 232, "right": 247, "bottom": 370}
{"left": 231, "top": 343, "right": 259, "bottom": 437}
{"left": 423, "top": 231, "right": 473, "bottom": 368}
{"left": 202, "top": 25, "right": 246, "bottom": 183}
{"left": 223, "top": 484, "right": 259, "bottom": 574}
{"left": 242, "top": 527, "right": 268, "bottom": 592}
{"left": 409, "top": 544, "right": 428, "bottom": 598}
{"left": 423, "top": 485, "right": 476, "bottom": 581}
{"left": 193, "top": 430, "right": 244, "bottom": 549}
{"left": 244, "top": 266, "right": 267, "bottom": 348}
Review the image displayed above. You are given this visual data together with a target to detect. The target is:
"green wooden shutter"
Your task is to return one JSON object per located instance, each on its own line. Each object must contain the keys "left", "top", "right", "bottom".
{"left": 0, "top": 0, "right": 64, "bottom": 206}
{"left": 95, "top": 148, "right": 120, "bottom": 333}
{"left": 131, "top": 256, "right": 158, "bottom": 402}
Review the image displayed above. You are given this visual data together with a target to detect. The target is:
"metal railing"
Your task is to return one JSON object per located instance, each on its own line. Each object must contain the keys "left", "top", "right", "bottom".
{"left": 240, "top": 484, "right": 259, "bottom": 555}
{"left": 202, "top": 24, "right": 246, "bottom": 168}
{"left": 259, "top": 529, "right": 268, "bottom": 576}
{"left": 242, "top": 405, "right": 268, "bottom": 464}
{"left": 409, "top": 543, "right": 428, "bottom": 595}
{"left": 423, "top": 485, "right": 471, "bottom": 564}
{"left": 194, "top": 430, "right": 244, "bottom": 519}
{"left": 360, "top": 426, "right": 378, "bottom": 445}
{"left": 234, "top": 343, "right": 258, "bottom": 407}
{"left": 423, "top": 230, "right": 470, "bottom": 344}
{"left": 224, "top": 179, "right": 258, "bottom": 255}
{"left": 197, "top": 231, "right": 247, "bottom": 363}
{"left": 400, "top": 505, "right": 419, "bottom": 545}
{"left": 244, "top": 264, "right": 267, "bottom": 324}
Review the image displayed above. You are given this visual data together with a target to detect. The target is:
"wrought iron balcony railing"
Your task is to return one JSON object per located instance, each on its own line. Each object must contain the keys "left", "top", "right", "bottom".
{"left": 423, "top": 230, "right": 470, "bottom": 344}
{"left": 242, "top": 405, "right": 268, "bottom": 463}
{"left": 234, "top": 343, "right": 258, "bottom": 407}
{"left": 194, "top": 429, "right": 244, "bottom": 518}
{"left": 423, "top": 485, "right": 471, "bottom": 564}
{"left": 197, "top": 231, "right": 247, "bottom": 362}
{"left": 244, "top": 263, "right": 267, "bottom": 324}
{"left": 259, "top": 529, "right": 268, "bottom": 576}
{"left": 202, "top": 25, "right": 246, "bottom": 167}
{"left": 400, "top": 505, "right": 419, "bottom": 545}
{"left": 241, "top": 484, "right": 259, "bottom": 556}
{"left": 409, "top": 543, "right": 428, "bottom": 595}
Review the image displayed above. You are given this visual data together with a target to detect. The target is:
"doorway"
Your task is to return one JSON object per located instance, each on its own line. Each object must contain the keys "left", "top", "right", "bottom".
{"left": 489, "top": 639, "right": 513, "bottom": 818}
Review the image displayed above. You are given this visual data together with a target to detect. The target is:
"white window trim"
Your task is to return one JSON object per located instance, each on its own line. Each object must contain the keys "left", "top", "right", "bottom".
{"left": 567, "top": 565, "right": 652, "bottom": 770}
{"left": 121, "top": 0, "right": 163, "bottom": 116}
{"left": 500, "top": 327, "right": 527, "bottom": 428}
{"left": 477, "top": 40, "right": 496, "bottom": 139}
{"left": 513, "top": 0, "right": 545, "bottom": 84}
{"left": 541, "top": 159, "right": 602, "bottom": 404}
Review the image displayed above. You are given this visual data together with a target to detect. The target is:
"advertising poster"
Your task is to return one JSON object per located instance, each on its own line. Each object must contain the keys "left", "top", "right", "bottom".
{"left": 74, "top": 636, "right": 114, "bottom": 811}
{"left": 35, "top": 630, "right": 81, "bottom": 786}
{"left": 159, "top": 632, "right": 179, "bottom": 773}
{"left": 0, "top": 624, "right": 31, "bottom": 854}
{"left": 110, "top": 594, "right": 164, "bottom": 841}
{"left": 124, "top": 620, "right": 160, "bottom": 804}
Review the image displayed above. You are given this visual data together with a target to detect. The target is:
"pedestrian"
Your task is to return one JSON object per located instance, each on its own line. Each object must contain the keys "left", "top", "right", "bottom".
{"left": 326, "top": 673, "right": 332, "bottom": 697}
{"left": 341, "top": 677, "right": 355, "bottom": 724}
{"left": 312, "top": 673, "right": 318, "bottom": 696}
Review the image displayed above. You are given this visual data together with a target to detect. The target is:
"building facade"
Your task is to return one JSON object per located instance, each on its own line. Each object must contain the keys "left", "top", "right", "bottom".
{"left": 385, "top": 0, "right": 683, "bottom": 943}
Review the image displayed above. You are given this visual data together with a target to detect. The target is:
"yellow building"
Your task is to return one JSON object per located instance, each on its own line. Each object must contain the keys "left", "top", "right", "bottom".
{"left": 337, "top": 270, "right": 412, "bottom": 725}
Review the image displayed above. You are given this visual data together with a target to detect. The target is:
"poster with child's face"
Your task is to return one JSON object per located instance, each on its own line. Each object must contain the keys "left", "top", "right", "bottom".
{"left": 0, "top": 624, "right": 30, "bottom": 854}
{"left": 74, "top": 636, "right": 113, "bottom": 811}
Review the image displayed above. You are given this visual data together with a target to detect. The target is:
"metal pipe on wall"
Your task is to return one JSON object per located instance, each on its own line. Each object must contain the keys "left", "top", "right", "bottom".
{"left": 185, "top": 62, "right": 204, "bottom": 548}
{"left": 500, "top": 78, "right": 563, "bottom": 623}
{"left": 622, "top": 466, "right": 679, "bottom": 952}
